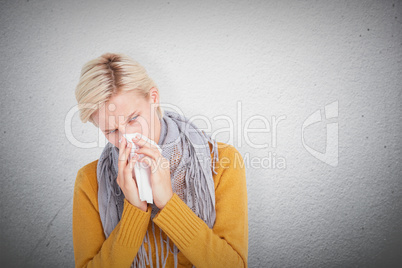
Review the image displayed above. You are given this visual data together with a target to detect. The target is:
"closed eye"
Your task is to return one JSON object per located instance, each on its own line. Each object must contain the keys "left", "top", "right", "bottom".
{"left": 129, "top": 115, "right": 139, "bottom": 123}
{"left": 105, "top": 115, "right": 139, "bottom": 135}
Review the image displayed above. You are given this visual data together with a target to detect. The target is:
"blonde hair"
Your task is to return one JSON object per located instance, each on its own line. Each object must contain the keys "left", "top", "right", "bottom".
{"left": 75, "top": 52, "right": 163, "bottom": 125}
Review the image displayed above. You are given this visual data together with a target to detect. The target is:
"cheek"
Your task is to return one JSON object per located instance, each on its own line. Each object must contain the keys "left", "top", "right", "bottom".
{"left": 106, "top": 134, "right": 119, "bottom": 147}
{"left": 133, "top": 115, "right": 151, "bottom": 131}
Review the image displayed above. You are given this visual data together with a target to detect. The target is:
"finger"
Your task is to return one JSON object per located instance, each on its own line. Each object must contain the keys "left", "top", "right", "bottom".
{"left": 135, "top": 146, "right": 160, "bottom": 162}
{"left": 117, "top": 137, "right": 128, "bottom": 183}
{"left": 116, "top": 174, "right": 121, "bottom": 186}
{"left": 125, "top": 142, "right": 132, "bottom": 163}
{"left": 138, "top": 156, "right": 157, "bottom": 172}
{"left": 129, "top": 154, "right": 138, "bottom": 169}
{"left": 125, "top": 156, "right": 136, "bottom": 173}
{"left": 119, "top": 139, "right": 132, "bottom": 164}
{"left": 118, "top": 136, "right": 126, "bottom": 157}
{"left": 125, "top": 157, "right": 138, "bottom": 187}
{"left": 132, "top": 134, "right": 157, "bottom": 150}
{"left": 118, "top": 136, "right": 128, "bottom": 166}
{"left": 131, "top": 166, "right": 139, "bottom": 189}
{"left": 131, "top": 133, "right": 162, "bottom": 161}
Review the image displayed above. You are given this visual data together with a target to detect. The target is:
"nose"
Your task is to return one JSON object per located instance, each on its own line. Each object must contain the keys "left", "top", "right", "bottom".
{"left": 117, "top": 124, "right": 141, "bottom": 142}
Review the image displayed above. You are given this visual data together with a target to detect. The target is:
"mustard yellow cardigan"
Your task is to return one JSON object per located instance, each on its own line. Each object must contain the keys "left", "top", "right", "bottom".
{"left": 72, "top": 142, "right": 248, "bottom": 267}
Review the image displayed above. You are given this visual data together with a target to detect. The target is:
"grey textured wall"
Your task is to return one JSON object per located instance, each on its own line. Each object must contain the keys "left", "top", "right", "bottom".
{"left": 1, "top": 0, "right": 401, "bottom": 267}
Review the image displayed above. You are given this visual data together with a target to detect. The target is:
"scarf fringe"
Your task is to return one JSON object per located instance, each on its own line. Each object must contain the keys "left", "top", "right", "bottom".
{"left": 184, "top": 130, "right": 218, "bottom": 227}
{"left": 202, "top": 130, "right": 219, "bottom": 175}
{"left": 131, "top": 222, "right": 180, "bottom": 268}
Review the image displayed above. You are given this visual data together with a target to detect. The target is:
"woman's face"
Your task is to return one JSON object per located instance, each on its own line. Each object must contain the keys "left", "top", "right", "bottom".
{"left": 92, "top": 88, "right": 161, "bottom": 148}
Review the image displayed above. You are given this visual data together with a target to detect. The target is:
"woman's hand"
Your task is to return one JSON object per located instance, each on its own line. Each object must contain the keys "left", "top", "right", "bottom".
{"left": 132, "top": 135, "right": 173, "bottom": 210}
{"left": 116, "top": 136, "right": 148, "bottom": 212}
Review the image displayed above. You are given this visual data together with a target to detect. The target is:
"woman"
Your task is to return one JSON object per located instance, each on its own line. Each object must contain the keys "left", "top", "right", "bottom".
{"left": 73, "top": 52, "right": 248, "bottom": 268}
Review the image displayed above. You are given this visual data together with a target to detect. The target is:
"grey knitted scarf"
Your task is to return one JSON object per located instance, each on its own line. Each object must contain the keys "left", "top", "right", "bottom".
{"left": 96, "top": 110, "right": 219, "bottom": 267}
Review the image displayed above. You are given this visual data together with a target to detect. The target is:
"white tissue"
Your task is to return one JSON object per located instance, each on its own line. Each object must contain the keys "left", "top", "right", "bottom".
{"left": 123, "top": 133, "right": 162, "bottom": 204}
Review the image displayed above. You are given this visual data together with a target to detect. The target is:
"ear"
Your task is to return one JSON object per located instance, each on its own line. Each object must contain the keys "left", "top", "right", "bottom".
{"left": 149, "top": 87, "right": 159, "bottom": 107}
{"left": 91, "top": 110, "right": 99, "bottom": 127}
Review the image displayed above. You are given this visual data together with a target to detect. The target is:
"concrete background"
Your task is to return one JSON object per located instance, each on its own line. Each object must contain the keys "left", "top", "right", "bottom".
{"left": 1, "top": 0, "right": 401, "bottom": 267}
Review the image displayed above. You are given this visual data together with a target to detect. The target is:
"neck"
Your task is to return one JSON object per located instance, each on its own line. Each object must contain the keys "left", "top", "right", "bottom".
{"left": 153, "top": 116, "right": 161, "bottom": 145}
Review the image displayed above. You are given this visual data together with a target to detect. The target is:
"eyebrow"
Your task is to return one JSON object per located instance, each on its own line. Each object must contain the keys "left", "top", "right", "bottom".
{"left": 104, "top": 110, "right": 137, "bottom": 132}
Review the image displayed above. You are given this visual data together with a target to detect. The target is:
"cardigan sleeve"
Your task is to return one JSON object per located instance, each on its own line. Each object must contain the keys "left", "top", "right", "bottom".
{"left": 72, "top": 167, "right": 152, "bottom": 268}
{"left": 152, "top": 145, "right": 248, "bottom": 268}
